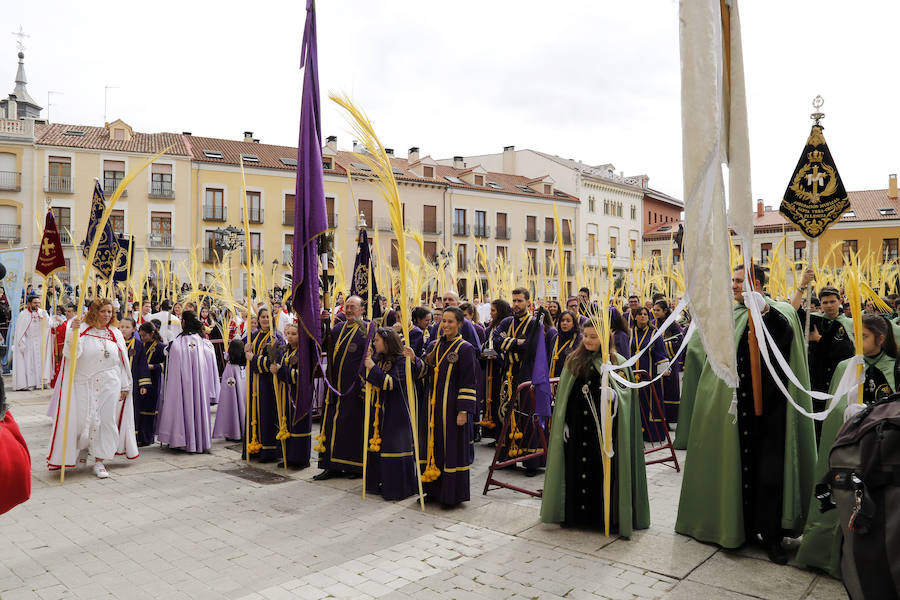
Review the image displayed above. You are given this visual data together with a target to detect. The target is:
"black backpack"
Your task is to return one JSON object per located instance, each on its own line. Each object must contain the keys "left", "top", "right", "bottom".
{"left": 817, "top": 394, "right": 900, "bottom": 600}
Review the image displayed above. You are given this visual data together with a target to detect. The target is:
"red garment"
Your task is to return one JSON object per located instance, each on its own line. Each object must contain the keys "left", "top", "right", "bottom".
{"left": 0, "top": 411, "right": 31, "bottom": 514}
{"left": 51, "top": 322, "right": 67, "bottom": 387}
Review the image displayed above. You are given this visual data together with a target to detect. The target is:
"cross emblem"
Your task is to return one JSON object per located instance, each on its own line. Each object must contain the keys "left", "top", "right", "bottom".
{"left": 11, "top": 26, "right": 28, "bottom": 52}
{"left": 188, "top": 341, "right": 197, "bottom": 349}
{"left": 806, "top": 165, "right": 826, "bottom": 200}
{"left": 42, "top": 238, "right": 55, "bottom": 257}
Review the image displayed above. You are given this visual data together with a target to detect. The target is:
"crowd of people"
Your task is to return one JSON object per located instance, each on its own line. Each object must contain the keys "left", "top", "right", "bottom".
{"left": 3, "top": 262, "right": 896, "bottom": 590}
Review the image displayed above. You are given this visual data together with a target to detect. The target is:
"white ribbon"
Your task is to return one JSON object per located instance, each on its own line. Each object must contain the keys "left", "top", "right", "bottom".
{"left": 584, "top": 372, "right": 619, "bottom": 459}
{"left": 602, "top": 319, "right": 698, "bottom": 390}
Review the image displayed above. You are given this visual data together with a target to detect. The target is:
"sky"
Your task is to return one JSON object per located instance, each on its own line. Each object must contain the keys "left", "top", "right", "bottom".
{"left": 3, "top": 0, "right": 897, "bottom": 207}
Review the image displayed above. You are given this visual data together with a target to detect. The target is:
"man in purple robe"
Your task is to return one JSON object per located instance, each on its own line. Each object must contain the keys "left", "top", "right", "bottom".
{"left": 313, "top": 296, "right": 370, "bottom": 480}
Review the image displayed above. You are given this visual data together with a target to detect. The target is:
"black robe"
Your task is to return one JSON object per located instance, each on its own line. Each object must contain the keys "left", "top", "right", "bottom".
{"left": 275, "top": 345, "right": 312, "bottom": 467}
{"left": 243, "top": 329, "right": 285, "bottom": 462}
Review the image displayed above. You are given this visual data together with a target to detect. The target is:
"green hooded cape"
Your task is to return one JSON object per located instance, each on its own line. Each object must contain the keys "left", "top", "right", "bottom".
{"left": 796, "top": 352, "right": 895, "bottom": 577}
{"left": 540, "top": 353, "right": 651, "bottom": 537}
{"left": 674, "top": 299, "right": 817, "bottom": 548}
{"left": 673, "top": 331, "right": 706, "bottom": 450}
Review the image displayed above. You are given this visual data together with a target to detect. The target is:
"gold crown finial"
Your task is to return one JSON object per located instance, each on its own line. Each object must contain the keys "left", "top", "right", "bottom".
{"left": 811, "top": 95, "right": 825, "bottom": 125}
{"left": 807, "top": 150, "right": 824, "bottom": 163}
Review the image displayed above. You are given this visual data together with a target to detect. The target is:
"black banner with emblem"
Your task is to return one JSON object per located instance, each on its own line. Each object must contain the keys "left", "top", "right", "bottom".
{"left": 779, "top": 125, "right": 849, "bottom": 238}
{"left": 349, "top": 229, "right": 382, "bottom": 320}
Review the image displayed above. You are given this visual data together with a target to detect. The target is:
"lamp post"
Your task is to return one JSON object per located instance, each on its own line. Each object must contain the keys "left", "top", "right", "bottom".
{"left": 213, "top": 225, "right": 245, "bottom": 297}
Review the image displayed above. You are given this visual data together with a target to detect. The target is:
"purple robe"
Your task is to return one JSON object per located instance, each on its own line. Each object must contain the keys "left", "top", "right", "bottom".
{"left": 660, "top": 322, "right": 684, "bottom": 424}
{"left": 318, "top": 320, "right": 369, "bottom": 474}
{"left": 420, "top": 336, "right": 477, "bottom": 505}
{"left": 614, "top": 330, "right": 631, "bottom": 360}
{"left": 157, "top": 334, "right": 220, "bottom": 453}
{"left": 548, "top": 329, "right": 581, "bottom": 379}
{"left": 132, "top": 336, "right": 164, "bottom": 446}
{"left": 630, "top": 325, "right": 668, "bottom": 442}
{"left": 212, "top": 362, "right": 246, "bottom": 441}
{"left": 276, "top": 345, "right": 312, "bottom": 466}
{"left": 365, "top": 355, "right": 424, "bottom": 500}
{"left": 245, "top": 329, "right": 285, "bottom": 462}
{"left": 479, "top": 323, "right": 506, "bottom": 441}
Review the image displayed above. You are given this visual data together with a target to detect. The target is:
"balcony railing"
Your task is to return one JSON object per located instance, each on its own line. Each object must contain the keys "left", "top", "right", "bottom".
{"left": 473, "top": 225, "right": 490, "bottom": 239}
{"left": 283, "top": 247, "right": 293, "bottom": 264}
{"left": 376, "top": 218, "right": 397, "bottom": 231}
{"left": 149, "top": 182, "right": 175, "bottom": 198}
{"left": 148, "top": 233, "right": 172, "bottom": 248}
{"left": 495, "top": 226, "right": 510, "bottom": 240}
{"left": 544, "top": 230, "right": 556, "bottom": 244}
{"left": 0, "top": 224, "right": 20, "bottom": 244}
{"left": 58, "top": 230, "right": 72, "bottom": 245}
{"left": 452, "top": 223, "right": 470, "bottom": 236}
{"left": 44, "top": 175, "right": 74, "bottom": 193}
{"left": 566, "top": 263, "right": 575, "bottom": 276}
{"left": 242, "top": 248, "right": 264, "bottom": 265}
{"left": 563, "top": 232, "right": 573, "bottom": 245}
{"left": 202, "top": 247, "right": 224, "bottom": 263}
{"left": 525, "top": 229, "right": 539, "bottom": 243}
{"left": 104, "top": 178, "right": 127, "bottom": 197}
{"left": 422, "top": 220, "right": 442, "bottom": 235}
{"left": 0, "top": 171, "right": 21, "bottom": 191}
{"left": 203, "top": 203, "right": 227, "bottom": 221}
{"left": 249, "top": 208, "right": 264, "bottom": 224}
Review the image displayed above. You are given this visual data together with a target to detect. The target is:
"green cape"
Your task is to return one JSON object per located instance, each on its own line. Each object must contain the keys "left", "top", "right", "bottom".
{"left": 796, "top": 352, "right": 894, "bottom": 577}
{"left": 540, "top": 353, "right": 651, "bottom": 537}
{"left": 673, "top": 331, "right": 706, "bottom": 450}
{"left": 674, "top": 299, "right": 817, "bottom": 548}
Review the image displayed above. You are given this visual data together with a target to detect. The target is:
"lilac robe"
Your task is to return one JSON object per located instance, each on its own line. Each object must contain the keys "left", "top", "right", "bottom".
{"left": 630, "top": 325, "right": 668, "bottom": 442}
{"left": 275, "top": 345, "right": 312, "bottom": 466}
{"left": 157, "top": 334, "right": 220, "bottom": 453}
{"left": 420, "top": 336, "right": 477, "bottom": 505}
{"left": 212, "top": 362, "right": 246, "bottom": 440}
{"left": 319, "top": 320, "right": 369, "bottom": 474}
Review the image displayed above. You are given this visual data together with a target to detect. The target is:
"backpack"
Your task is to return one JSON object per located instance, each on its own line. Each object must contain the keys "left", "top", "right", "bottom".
{"left": 817, "top": 394, "right": 900, "bottom": 600}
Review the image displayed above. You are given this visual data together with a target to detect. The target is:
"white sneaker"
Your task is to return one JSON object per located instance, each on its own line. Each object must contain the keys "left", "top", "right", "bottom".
{"left": 93, "top": 462, "right": 109, "bottom": 479}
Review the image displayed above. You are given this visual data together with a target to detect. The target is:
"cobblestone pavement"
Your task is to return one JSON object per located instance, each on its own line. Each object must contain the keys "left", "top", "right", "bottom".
{"left": 1, "top": 382, "right": 848, "bottom": 600}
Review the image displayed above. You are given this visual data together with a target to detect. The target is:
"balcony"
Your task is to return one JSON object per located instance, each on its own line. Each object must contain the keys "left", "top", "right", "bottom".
{"left": 0, "top": 224, "right": 20, "bottom": 244}
{"left": 376, "top": 218, "right": 395, "bottom": 231}
{"left": 566, "top": 263, "right": 575, "bottom": 276}
{"left": 495, "top": 226, "right": 510, "bottom": 240}
{"left": 148, "top": 233, "right": 172, "bottom": 248}
{"left": 44, "top": 175, "right": 74, "bottom": 194}
{"left": 563, "top": 232, "right": 573, "bottom": 245}
{"left": 58, "top": 229, "right": 72, "bottom": 245}
{"left": 525, "top": 229, "right": 539, "bottom": 243}
{"left": 202, "top": 247, "right": 224, "bottom": 263}
{"left": 242, "top": 248, "right": 264, "bottom": 265}
{"left": 452, "top": 223, "right": 470, "bottom": 237}
{"left": 203, "top": 203, "right": 227, "bottom": 222}
{"left": 149, "top": 182, "right": 175, "bottom": 199}
{"left": 0, "top": 171, "right": 21, "bottom": 191}
{"left": 104, "top": 178, "right": 127, "bottom": 197}
{"left": 422, "top": 220, "right": 442, "bottom": 235}
{"left": 544, "top": 230, "right": 556, "bottom": 244}
{"left": 283, "top": 247, "right": 293, "bottom": 264}
{"left": 0, "top": 118, "right": 34, "bottom": 139}
{"left": 473, "top": 225, "right": 490, "bottom": 239}
{"left": 248, "top": 208, "right": 264, "bottom": 225}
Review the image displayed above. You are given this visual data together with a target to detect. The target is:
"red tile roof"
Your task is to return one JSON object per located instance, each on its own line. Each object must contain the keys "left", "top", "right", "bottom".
{"left": 35, "top": 123, "right": 190, "bottom": 156}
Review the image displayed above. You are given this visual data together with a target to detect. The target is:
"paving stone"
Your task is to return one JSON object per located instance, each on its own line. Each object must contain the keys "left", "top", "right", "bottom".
{"left": 687, "top": 552, "right": 816, "bottom": 600}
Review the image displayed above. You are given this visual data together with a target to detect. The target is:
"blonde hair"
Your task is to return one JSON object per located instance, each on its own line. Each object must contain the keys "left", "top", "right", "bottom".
{"left": 84, "top": 298, "right": 119, "bottom": 329}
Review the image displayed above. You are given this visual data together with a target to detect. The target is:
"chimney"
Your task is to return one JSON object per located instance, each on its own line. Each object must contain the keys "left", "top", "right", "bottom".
{"left": 182, "top": 131, "right": 192, "bottom": 136}
{"left": 6, "top": 95, "right": 17, "bottom": 120}
{"left": 352, "top": 140, "right": 364, "bottom": 154}
{"left": 453, "top": 155, "right": 464, "bottom": 169}
{"left": 502, "top": 145, "right": 516, "bottom": 174}
{"left": 408, "top": 146, "right": 420, "bottom": 162}
{"left": 243, "top": 131, "right": 253, "bottom": 142}
{"left": 756, "top": 199, "right": 764, "bottom": 218}
{"left": 325, "top": 135, "right": 337, "bottom": 153}
{"left": 385, "top": 148, "right": 394, "bottom": 156}
{"left": 890, "top": 173, "right": 898, "bottom": 200}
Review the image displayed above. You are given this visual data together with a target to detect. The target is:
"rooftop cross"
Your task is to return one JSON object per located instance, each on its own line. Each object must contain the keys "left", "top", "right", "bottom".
{"left": 11, "top": 25, "right": 28, "bottom": 52}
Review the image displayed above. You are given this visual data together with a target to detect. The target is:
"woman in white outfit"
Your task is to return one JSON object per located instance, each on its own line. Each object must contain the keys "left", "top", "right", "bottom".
{"left": 46, "top": 298, "right": 137, "bottom": 478}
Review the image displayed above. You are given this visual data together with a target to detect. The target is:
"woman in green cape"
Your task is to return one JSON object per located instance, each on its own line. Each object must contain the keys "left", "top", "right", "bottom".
{"left": 540, "top": 321, "right": 650, "bottom": 535}
{"left": 796, "top": 314, "right": 897, "bottom": 577}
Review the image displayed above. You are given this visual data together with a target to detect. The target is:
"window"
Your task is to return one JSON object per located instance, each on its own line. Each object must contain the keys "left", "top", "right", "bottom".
{"left": 589, "top": 196, "right": 595, "bottom": 212}
{"left": 246, "top": 232, "right": 262, "bottom": 263}
{"left": 654, "top": 213, "right": 658, "bottom": 224}
{"left": 247, "top": 191, "right": 263, "bottom": 223}
{"left": 526, "top": 248, "right": 537, "bottom": 271}
{"left": 240, "top": 154, "right": 259, "bottom": 163}
{"left": 423, "top": 205, "right": 438, "bottom": 234}
{"left": 113, "top": 128, "right": 125, "bottom": 140}
{"left": 424, "top": 241, "right": 437, "bottom": 263}
{"left": 843, "top": 210, "right": 856, "bottom": 219}
{"left": 609, "top": 236, "right": 617, "bottom": 257}
{"left": 391, "top": 240, "right": 399, "bottom": 268}
{"left": 474, "top": 210, "right": 487, "bottom": 237}
{"left": 280, "top": 157, "right": 298, "bottom": 167}
{"left": 359, "top": 199, "right": 373, "bottom": 229}
{"left": 793, "top": 240, "right": 806, "bottom": 261}
{"left": 516, "top": 185, "right": 536, "bottom": 194}
{"left": 673, "top": 248, "right": 681, "bottom": 265}
{"left": 842, "top": 240, "right": 858, "bottom": 262}
{"left": 202, "top": 150, "right": 223, "bottom": 159}
{"left": 631, "top": 205, "right": 636, "bottom": 220}
{"left": 495, "top": 212, "right": 508, "bottom": 239}
{"left": 204, "top": 188, "right": 225, "bottom": 220}
{"left": 48, "top": 156, "right": 72, "bottom": 192}
{"left": 587, "top": 233, "right": 596, "bottom": 256}
{"left": 445, "top": 176, "right": 465, "bottom": 185}
{"left": 545, "top": 249, "right": 554, "bottom": 273}
{"left": 883, "top": 238, "right": 899, "bottom": 261}
{"left": 457, "top": 244, "right": 467, "bottom": 271}
{"left": 454, "top": 208, "right": 467, "bottom": 236}
{"left": 879, "top": 208, "right": 897, "bottom": 216}
{"left": 284, "top": 234, "right": 293, "bottom": 264}
{"left": 326, "top": 197, "right": 336, "bottom": 228}
{"left": 545, "top": 217, "right": 555, "bottom": 243}
{"left": 617, "top": 203, "right": 623, "bottom": 217}
{"left": 52, "top": 207, "right": 71, "bottom": 240}
{"left": 543, "top": 184, "right": 551, "bottom": 195}
{"left": 474, "top": 174, "right": 484, "bottom": 186}
{"left": 496, "top": 246, "right": 508, "bottom": 261}
{"left": 604, "top": 200, "right": 610, "bottom": 216}
{"left": 562, "top": 219, "right": 572, "bottom": 244}
{"left": 151, "top": 212, "right": 172, "bottom": 247}
{"left": 109, "top": 209, "right": 125, "bottom": 234}
{"left": 760, "top": 242, "right": 772, "bottom": 264}
{"left": 423, "top": 165, "right": 434, "bottom": 178}
{"left": 283, "top": 194, "right": 296, "bottom": 225}
{"left": 630, "top": 239, "right": 637, "bottom": 258}
{"left": 565, "top": 251, "right": 572, "bottom": 275}
{"left": 103, "top": 160, "right": 125, "bottom": 195}
{"left": 150, "top": 163, "right": 173, "bottom": 197}
{"left": 526, "top": 216, "right": 537, "bottom": 242}
{"left": 648, "top": 210, "right": 652, "bottom": 224}
{"left": 652, "top": 249, "right": 662, "bottom": 257}
{"left": 487, "top": 181, "right": 503, "bottom": 190}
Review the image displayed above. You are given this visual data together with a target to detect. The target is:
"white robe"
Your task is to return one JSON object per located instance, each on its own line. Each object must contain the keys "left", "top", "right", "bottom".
{"left": 274, "top": 310, "right": 296, "bottom": 336}
{"left": 12, "top": 308, "right": 54, "bottom": 390}
{"left": 46, "top": 324, "right": 139, "bottom": 468}
{"left": 147, "top": 311, "right": 182, "bottom": 344}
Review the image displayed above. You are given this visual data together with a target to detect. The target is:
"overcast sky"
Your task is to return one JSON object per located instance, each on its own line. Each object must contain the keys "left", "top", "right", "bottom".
{"left": 4, "top": 0, "right": 897, "bottom": 206}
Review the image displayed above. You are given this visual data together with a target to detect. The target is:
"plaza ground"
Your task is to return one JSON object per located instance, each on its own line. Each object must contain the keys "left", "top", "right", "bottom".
{"left": 1, "top": 381, "right": 847, "bottom": 600}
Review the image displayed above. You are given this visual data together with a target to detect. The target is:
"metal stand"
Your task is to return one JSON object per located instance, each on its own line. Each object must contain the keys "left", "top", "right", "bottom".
{"left": 634, "top": 369, "right": 680, "bottom": 471}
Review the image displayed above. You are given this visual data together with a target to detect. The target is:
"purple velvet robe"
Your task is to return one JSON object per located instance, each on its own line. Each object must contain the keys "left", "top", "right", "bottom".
{"left": 212, "top": 362, "right": 245, "bottom": 441}
{"left": 630, "top": 325, "right": 668, "bottom": 442}
{"left": 365, "top": 355, "right": 424, "bottom": 500}
{"left": 420, "top": 335, "right": 477, "bottom": 505}
{"left": 479, "top": 323, "right": 506, "bottom": 441}
{"left": 275, "top": 345, "right": 312, "bottom": 466}
{"left": 318, "top": 320, "right": 369, "bottom": 474}
{"left": 244, "top": 328, "right": 285, "bottom": 462}
{"left": 157, "top": 334, "right": 220, "bottom": 453}
{"left": 548, "top": 329, "right": 581, "bottom": 379}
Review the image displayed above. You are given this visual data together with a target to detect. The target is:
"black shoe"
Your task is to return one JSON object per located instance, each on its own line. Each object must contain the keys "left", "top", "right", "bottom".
{"left": 346, "top": 473, "right": 362, "bottom": 479}
{"left": 764, "top": 538, "right": 788, "bottom": 565}
{"left": 524, "top": 468, "right": 540, "bottom": 478}
{"left": 313, "top": 469, "right": 338, "bottom": 481}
